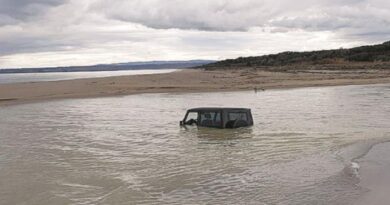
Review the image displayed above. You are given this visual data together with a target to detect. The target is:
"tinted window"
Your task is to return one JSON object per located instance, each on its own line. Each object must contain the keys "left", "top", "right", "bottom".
{"left": 228, "top": 112, "right": 248, "bottom": 121}
{"left": 200, "top": 111, "right": 222, "bottom": 127}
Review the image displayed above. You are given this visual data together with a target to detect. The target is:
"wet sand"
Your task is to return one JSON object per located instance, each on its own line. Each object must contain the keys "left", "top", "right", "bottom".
{"left": 1, "top": 68, "right": 390, "bottom": 106}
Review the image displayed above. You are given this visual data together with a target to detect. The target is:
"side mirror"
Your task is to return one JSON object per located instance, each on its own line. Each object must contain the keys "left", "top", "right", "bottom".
{"left": 180, "top": 121, "right": 183, "bottom": 126}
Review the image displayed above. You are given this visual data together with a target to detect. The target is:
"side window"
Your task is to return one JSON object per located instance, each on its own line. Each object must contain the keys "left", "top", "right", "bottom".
{"left": 228, "top": 112, "right": 248, "bottom": 121}
{"left": 200, "top": 111, "right": 222, "bottom": 127}
{"left": 214, "top": 112, "right": 222, "bottom": 125}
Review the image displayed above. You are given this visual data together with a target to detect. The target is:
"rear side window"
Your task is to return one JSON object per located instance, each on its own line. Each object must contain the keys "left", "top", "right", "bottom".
{"left": 228, "top": 112, "right": 248, "bottom": 121}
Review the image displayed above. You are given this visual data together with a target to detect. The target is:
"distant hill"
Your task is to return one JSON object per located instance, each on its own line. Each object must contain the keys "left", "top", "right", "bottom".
{"left": 203, "top": 41, "right": 390, "bottom": 69}
{"left": 0, "top": 60, "right": 215, "bottom": 74}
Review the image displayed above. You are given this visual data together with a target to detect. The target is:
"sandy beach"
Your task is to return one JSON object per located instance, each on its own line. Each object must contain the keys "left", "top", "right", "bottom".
{"left": 1, "top": 67, "right": 390, "bottom": 106}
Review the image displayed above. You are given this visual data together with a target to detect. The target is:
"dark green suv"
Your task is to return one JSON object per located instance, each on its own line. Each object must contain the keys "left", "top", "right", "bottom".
{"left": 180, "top": 107, "right": 254, "bottom": 129}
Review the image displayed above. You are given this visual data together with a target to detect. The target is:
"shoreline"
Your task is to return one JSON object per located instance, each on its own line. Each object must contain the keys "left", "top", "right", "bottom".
{"left": 1, "top": 68, "right": 390, "bottom": 106}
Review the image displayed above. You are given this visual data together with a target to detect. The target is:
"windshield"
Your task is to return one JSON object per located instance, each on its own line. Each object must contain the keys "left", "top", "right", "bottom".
{"left": 183, "top": 111, "right": 198, "bottom": 125}
{"left": 186, "top": 112, "right": 198, "bottom": 121}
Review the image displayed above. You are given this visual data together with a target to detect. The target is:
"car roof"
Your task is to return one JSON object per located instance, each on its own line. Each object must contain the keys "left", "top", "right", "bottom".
{"left": 187, "top": 107, "right": 251, "bottom": 112}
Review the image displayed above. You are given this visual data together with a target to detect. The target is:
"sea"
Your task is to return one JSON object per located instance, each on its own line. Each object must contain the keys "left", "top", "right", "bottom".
{"left": 0, "top": 69, "right": 177, "bottom": 84}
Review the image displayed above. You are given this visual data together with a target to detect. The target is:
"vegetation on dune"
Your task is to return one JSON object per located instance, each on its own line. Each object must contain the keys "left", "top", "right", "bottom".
{"left": 204, "top": 41, "right": 390, "bottom": 69}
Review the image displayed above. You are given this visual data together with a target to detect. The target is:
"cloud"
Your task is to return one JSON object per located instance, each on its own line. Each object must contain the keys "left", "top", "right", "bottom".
{"left": 0, "top": 0, "right": 389, "bottom": 68}
{"left": 270, "top": 1, "right": 390, "bottom": 41}
{"left": 90, "top": 1, "right": 377, "bottom": 30}
{"left": 91, "top": 0, "right": 282, "bottom": 31}
{"left": 0, "top": 0, "right": 67, "bottom": 25}
{"left": 92, "top": 0, "right": 390, "bottom": 40}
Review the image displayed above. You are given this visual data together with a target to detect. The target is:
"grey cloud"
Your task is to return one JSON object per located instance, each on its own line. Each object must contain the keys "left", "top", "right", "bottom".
{"left": 91, "top": 0, "right": 280, "bottom": 31}
{"left": 92, "top": 0, "right": 390, "bottom": 41}
{"left": 0, "top": 34, "right": 81, "bottom": 56}
{"left": 1, "top": 0, "right": 390, "bottom": 68}
{"left": 270, "top": 2, "right": 390, "bottom": 41}
{"left": 0, "top": 0, "right": 67, "bottom": 25}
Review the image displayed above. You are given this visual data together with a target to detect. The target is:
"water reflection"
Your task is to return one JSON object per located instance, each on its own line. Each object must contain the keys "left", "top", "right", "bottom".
{"left": 181, "top": 126, "right": 254, "bottom": 141}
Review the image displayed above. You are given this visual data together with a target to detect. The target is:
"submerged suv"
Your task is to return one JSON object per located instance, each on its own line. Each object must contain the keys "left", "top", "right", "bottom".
{"left": 180, "top": 107, "right": 253, "bottom": 129}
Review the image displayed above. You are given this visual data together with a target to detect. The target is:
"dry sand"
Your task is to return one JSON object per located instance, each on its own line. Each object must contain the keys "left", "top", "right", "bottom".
{"left": 1, "top": 68, "right": 390, "bottom": 106}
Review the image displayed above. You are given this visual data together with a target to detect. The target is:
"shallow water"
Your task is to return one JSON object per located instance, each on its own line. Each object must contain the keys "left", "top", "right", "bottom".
{"left": 354, "top": 142, "right": 390, "bottom": 205}
{"left": 0, "top": 84, "right": 389, "bottom": 204}
{"left": 0, "top": 69, "right": 177, "bottom": 84}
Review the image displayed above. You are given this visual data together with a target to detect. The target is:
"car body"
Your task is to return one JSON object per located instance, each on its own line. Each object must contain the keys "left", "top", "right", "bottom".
{"left": 180, "top": 107, "right": 253, "bottom": 129}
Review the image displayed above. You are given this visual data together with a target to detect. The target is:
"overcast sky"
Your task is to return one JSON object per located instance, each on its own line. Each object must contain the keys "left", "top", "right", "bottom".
{"left": 0, "top": 0, "right": 389, "bottom": 68}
